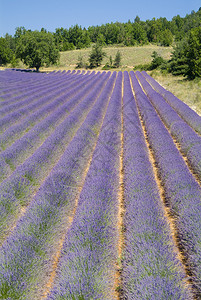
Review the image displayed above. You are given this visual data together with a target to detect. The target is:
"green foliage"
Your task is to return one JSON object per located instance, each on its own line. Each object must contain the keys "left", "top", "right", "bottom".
{"left": 89, "top": 43, "right": 106, "bottom": 68}
{"left": 76, "top": 55, "right": 87, "bottom": 68}
{"left": 102, "top": 50, "right": 121, "bottom": 69}
{"left": 102, "top": 63, "right": 111, "bottom": 70}
{"left": 186, "top": 27, "right": 201, "bottom": 79}
{"left": 114, "top": 50, "right": 121, "bottom": 67}
{"left": 71, "top": 294, "right": 86, "bottom": 300}
{"left": 159, "top": 29, "right": 173, "bottom": 46}
{"left": 4, "top": 33, "right": 16, "bottom": 51}
{"left": 170, "top": 27, "right": 201, "bottom": 79}
{"left": 10, "top": 56, "right": 20, "bottom": 68}
{"left": 14, "top": 26, "right": 26, "bottom": 39}
{"left": 132, "top": 23, "right": 148, "bottom": 45}
{"left": 133, "top": 63, "right": 151, "bottom": 71}
{"left": 77, "top": 30, "right": 91, "bottom": 49}
{"left": 53, "top": 25, "right": 91, "bottom": 50}
{"left": 169, "top": 39, "right": 188, "bottom": 76}
{"left": 150, "top": 51, "right": 166, "bottom": 70}
{"left": 96, "top": 33, "right": 106, "bottom": 46}
{"left": 1, "top": 7, "right": 201, "bottom": 71}
{"left": 133, "top": 51, "right": 168, "bottom": 72}
{"left": 16, "top": 30, "right": 59, "bottom": 71}
{"left": 0, "top": 38, "right": 14, "bottom": 65}
{"left": 109, "top": 55, "right": 113, "bottom": 66}
{"left": 63, "top": 42, "right": 75, "bottom": 51}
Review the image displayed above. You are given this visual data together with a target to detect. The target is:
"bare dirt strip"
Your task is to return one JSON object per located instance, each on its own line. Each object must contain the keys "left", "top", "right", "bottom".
{"left": 114, "top": 74, "right": 126, "bottom": 300}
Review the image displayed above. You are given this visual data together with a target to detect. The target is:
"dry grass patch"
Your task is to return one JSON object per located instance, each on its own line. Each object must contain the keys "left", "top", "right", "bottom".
{"left": 148, "top": 70, "right": 201, "bottom": 116}
{"left": 47, "top": 45, "right": 172, "bottom": 71}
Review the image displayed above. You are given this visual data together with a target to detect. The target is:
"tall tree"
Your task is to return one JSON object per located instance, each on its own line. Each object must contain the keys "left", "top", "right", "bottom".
{"left": 113, "top": 50, "right": 121, "bottom": 68}
{"left": 170, "top": 27, "right": 201, "bottom": 79}
{"left": 159, "top": 29, "right": 173, "bottom": 46}
{"left": 0, "top": 38, "right": 14, "bottom": 65}
{"left": 16, "top": 30, "right": 59, "bottom": 71}
{"left": 169, "top": 39, "right": 189, "bottom": 76}
{"left": 89, "top": 43, "right": 106, "bottom": 68}
{"left": 186, "top": 27, "right": 201, "bottom": 79}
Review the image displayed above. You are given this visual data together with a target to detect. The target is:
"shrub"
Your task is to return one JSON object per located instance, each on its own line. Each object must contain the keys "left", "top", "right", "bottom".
{"left": 113, "top": 50, "right": 121, "bottom": 68}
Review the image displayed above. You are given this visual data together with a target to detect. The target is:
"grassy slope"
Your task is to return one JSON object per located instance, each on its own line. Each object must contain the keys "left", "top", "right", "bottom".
{"left": 42, "top": 44, "right": 172, "bottom": 71}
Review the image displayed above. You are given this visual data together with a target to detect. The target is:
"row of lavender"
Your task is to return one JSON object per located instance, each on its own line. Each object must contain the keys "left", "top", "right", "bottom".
{"left": 136, "top": 71, "right": 201, "bottom": 184}
{"left": 0, "top": 69, "right": 201, "bottom": 299}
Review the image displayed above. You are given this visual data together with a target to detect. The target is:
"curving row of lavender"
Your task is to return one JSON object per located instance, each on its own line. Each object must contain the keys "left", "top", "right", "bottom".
{"left": 141, "top": 71, "right": 201, "bottom": 135}
{"left": 131, "top": 71, "right": 201, "bottom": 298}
{"left": 0, "top": 69, "right": 201, "bottom": 299}
{"left": 136, "top": 71, "right": 201, "bottom": 182}
{"left": 122, "top": 71, "right": 191, "bottom": 299}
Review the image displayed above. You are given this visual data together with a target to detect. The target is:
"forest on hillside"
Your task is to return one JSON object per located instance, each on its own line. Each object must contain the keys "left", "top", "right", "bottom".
{"left": 0, "top": 8, "right": 200, "bottom": 78}
{"left": 52, "top": 8, "right": 201, "bottom": 50}
{"left": 1, "top": 8, "right": 201, "bottom": 51}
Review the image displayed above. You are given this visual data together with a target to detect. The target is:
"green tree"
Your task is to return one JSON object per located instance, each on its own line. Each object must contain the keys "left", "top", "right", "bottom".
{"left": 0, "top": 38, "right": 14, "bottom": 65}
{"left": 89, "top": 43, "right": 106, "bottom": 68}
{"left": 170, "top": 27, "right": 201, "bottom": 78}
{"left": 150, "top": 51, "right": 166, "bottom": 70}
{"left": 68, "top": 25, "right": 83, "bottom": 48}
{"left": 5, "top": 33, "right": 16, "bottom": 51}
{"left": 124, "top": 22, "right": 135, "bottom": 45}
{"left": 76, "top": 55, "right": 86, "bottom": 68}
{"left": 134, "top": 15, "right": 141, "bottom": 23}
{"left": 147, "top": 19, "right": 162, "bottom": 43}
{"left": 132, "top": 23, "right": 148, "bottom": 44}
{"left": 63, "top": 42, "right": 75, "bottom": 51}
{"left": 159, "top": 29, "right": 173, "bottom": 46}
{"left": 16, "top": 30, "right": 59, "bottom": 71}
{"left": 96, "top": 33, "right": 106, "bottom": 46}
{"left": 113, "top": 50, "right": 121, "bottom": 68}
{"left": 76, "top": 29, "right": 91, "bottom": 49}
{"left": 169, "top": 38, "right": 188, "bottom": 75}
{"left": 186, "top": 27, "right": 201, "bottom": 79}
{"left": 14, "top": 26, "right": 26, "bottom": 39}
{"left": 53, "top": 27, "right": 67, "bottom": 51}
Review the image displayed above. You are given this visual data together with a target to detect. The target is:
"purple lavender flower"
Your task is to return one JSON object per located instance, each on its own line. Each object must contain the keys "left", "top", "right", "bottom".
{"left": 0, "top": 71, "right": 116, "bottom": 299}
{"left": 131, "top": 70, "right": 201, "bottom": 297}
{"left": 136, "top": 71, "right": 201, "bottom": 183}
{"left": 141, "top": 71, "right": 201, "bottom": 135}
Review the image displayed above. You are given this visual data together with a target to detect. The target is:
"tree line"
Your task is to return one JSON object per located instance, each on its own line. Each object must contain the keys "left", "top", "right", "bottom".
{"left": 0, "top": 8, "right": 200, "bottom": 77}
{"left": 53, "top": 8, "right": 201, "bottom": 50}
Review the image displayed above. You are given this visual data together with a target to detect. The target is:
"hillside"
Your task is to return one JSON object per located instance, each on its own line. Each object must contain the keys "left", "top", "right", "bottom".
{"left": 59, "top": 45, "right": 172, "bottom": 70}
{"left": 39, "top": 44, "right": 201, "bottom": 116}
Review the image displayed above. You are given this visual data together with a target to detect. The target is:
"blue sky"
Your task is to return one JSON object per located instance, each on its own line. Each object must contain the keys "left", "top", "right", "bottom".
{"left": 0, "top": 0, "right": 200, "bottom": 37}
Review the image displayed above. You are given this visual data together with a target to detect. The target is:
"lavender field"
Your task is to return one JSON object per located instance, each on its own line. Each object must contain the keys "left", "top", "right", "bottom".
{"left": 0, "top": 69, "right": 201, "bottom": 300}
